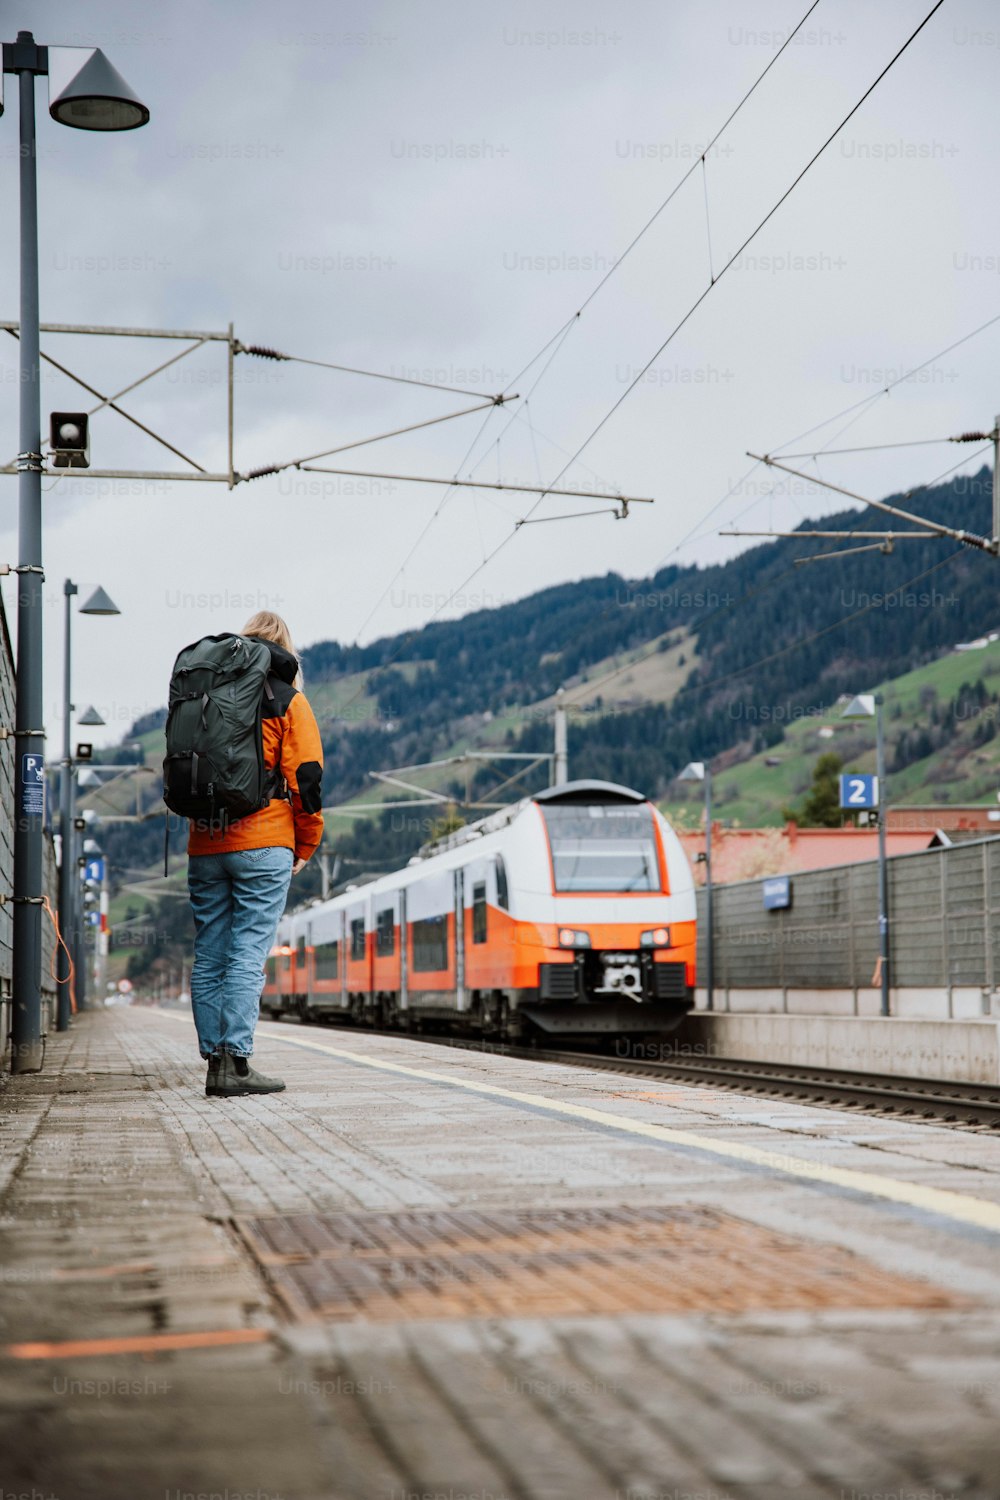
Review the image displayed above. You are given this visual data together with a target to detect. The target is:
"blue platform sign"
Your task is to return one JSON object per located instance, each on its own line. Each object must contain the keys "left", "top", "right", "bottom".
{"left": 20, "top": 753, "right": 44, "bottom": 816}
{"left": 839, "top": 773, "right": 879, "bottom": 810}
{"left": 763, "top": 875, "right": 791, "bottom": 911}
{"left": 85, "top": 857, "right": 105, "bottom": 884}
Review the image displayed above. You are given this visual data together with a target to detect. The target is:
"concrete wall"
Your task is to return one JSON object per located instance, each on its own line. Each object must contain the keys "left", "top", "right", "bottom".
{"left": 678, "top": 1011, "right": 1000, "bottom": 1085}
{"left": 695, "top": 986, "right": 1000, "bottom": 1020}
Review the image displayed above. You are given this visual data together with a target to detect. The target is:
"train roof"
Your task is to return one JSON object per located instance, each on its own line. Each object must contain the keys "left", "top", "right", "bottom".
{"left": 533, "top": 780, "right": 647, "bottom": 805}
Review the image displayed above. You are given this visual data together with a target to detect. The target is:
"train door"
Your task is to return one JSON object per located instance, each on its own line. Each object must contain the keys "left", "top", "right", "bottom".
{"left": 399, "top": 887, "right": 408, "bottom": 1010}
{"left": 366, "top": 893, "right": 375, "bottom": 999}
{"left": 453, "top": 867, "right": 466, "bottom": 1011}
{"left": 339, "top": 908, "right": 347, "bottom": 1010}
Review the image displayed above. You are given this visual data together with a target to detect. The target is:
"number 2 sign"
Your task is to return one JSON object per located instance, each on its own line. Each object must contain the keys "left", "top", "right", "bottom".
{"left": 839, "top": 773, "right": 879, "bottom": 810}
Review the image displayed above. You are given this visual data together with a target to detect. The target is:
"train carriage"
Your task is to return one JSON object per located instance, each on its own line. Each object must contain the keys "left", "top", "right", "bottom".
{"left": 263, "top": 779, "right": 697, "bottom": 1040}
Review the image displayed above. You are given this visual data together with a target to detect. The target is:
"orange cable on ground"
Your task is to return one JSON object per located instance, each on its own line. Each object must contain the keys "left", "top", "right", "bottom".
{"left": 6, "top": 1328, "right": 271, "bottom": 1360}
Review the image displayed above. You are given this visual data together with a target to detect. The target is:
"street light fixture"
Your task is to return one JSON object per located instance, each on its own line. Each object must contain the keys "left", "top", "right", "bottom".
{"left": 56, "top": 581, "right": 119, "bottom": 1031}
{"left": 678, "top": 760, "right": 714, "bottom": 1011}
{"left": 2, "top": 31, "right": 147, "bottom": 1071}
{"left": 842, "top": 693, "right": 890, "bottom": 1017}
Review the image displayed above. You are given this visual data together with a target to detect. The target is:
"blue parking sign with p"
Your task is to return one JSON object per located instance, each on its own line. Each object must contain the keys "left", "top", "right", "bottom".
{"left": 20, "top": 753, "right": 45, "bottom": 816}
{"left": 840, "top": 773, "right": 879, "bottom": 810}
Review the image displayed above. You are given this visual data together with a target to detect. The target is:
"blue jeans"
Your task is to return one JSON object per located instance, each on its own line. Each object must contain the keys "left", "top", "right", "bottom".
{"left": 188, "top": 846, "right": 293, "bottom": 1058}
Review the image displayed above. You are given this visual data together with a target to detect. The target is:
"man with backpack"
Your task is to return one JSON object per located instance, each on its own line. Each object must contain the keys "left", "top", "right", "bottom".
{"left": 163, "top": 611, "right": 323, "bottom": 1098}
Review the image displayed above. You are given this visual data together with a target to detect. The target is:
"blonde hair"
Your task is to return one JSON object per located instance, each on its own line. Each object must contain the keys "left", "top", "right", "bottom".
{"left": 242, "top": 610, "right": 303, "bottom": 687}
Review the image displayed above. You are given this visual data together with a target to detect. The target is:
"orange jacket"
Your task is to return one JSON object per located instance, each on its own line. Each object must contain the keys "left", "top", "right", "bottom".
{"left": 187, "top": 640, "right": 324, "bottom": 862}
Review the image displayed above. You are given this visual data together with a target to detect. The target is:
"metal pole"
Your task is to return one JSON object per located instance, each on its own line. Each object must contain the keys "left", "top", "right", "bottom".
{"left": 992, "top": 415, "right": 1000, "bottom": 546}
{"left": 876, "top": 695, "right": 890, "bottom": 1016}
{"left": 553, "top": 690, "right": 568, "bottom": 785}
{"left": 704, "top": 768, "right": 714, "bottom": 1012}
{"left": 95, "top": 857, "right": 109, "bottom": 1004}
{"left": 74, "top": 837, "right": 88, "bottom": 1013}
{"left": 10, "top": 47, "right": 45, "bottom": 1073}
{"left": 227, "top": 321, "right": 235, "bottom": 489}
{"left": 56, "top": 580, "right": 77, "bottom": 1030}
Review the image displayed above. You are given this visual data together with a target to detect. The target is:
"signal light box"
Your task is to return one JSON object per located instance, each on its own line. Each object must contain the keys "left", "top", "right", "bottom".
{"left": 49, "top": 411, "right": 90, "bottom": 468}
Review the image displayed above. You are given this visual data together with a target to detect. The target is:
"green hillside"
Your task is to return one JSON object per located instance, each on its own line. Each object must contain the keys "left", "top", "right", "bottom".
{"left": 662, "top": 637, "right": 1000, "bottom": 828}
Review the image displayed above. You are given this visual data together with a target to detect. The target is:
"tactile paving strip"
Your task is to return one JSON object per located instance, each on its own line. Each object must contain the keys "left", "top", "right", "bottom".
{"left": 235, "top": 1205, "right": 963, "bottom": 1323}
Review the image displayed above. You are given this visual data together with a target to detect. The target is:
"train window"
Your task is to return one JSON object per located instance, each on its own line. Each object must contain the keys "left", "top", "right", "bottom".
{"left": 472, "top": 881, "right": 487, "bottom": 944}
{"left": 314, "top": 941, "right": 339, "bottom": 979}
{"left": 264, "top": 956, "right": 276, "bottom": 983}
{"left": 495, "top": 855, "right": 509, "bottom": 910}
{"left": 376, "top": 907, "right": 395, "bottom": 956}
{"left": 540, "top": 804, "right": 661, "bottom": 892}
{"left": 350, "top": 918, "right": 366, "bottom": 961}
{"left": 411, "top": 915, "right": 448, "bottom": 971}
{"left": 296, "top": 935, "right": 306, "bottom": 964}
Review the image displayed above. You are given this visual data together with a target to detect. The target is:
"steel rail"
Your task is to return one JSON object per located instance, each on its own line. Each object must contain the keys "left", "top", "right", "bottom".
{"left": 489, "top": 1045, "right": 1000, "bottom": 1129}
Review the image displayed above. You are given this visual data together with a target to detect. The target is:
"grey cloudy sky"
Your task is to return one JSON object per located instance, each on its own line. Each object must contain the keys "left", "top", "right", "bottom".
{"left": 1, "top": 0, "right": 998, "bottom": 747}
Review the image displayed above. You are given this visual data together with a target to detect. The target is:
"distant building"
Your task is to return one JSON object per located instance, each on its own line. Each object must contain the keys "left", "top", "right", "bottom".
{"left": 886, "top": 805, "right": 1000, "bottom": 834}
{"left": 677, "top": 820, "right": 942, "bottom": 885}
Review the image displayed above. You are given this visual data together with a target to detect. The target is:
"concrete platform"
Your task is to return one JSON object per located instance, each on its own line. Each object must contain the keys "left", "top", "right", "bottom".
{"left": 679, "top": 1011, "right": 1000, "bottom": 1083}
{"left": 2, "top": 1006, "right": 1000, "bottom": 1500}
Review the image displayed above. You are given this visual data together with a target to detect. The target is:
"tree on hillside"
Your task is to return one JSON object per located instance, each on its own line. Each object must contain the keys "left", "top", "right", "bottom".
{"left": 785, "top": 752, "right": 844, "bottom": 828}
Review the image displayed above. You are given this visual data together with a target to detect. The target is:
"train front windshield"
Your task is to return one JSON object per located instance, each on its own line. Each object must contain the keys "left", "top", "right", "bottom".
{"left": 540, "top": 804, "right": 661, "bottom": 892}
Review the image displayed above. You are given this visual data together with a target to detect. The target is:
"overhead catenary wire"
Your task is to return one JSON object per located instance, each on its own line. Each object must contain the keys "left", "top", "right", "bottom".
{"left": 743, "top": 446, "right": 997, "bottom": 552}
{"left": 332, "top": 0, "right": 832, "bottom": 663}
{"left": 449, "top": 0, "right": 824, "bottom": 482}
{"left": 241, "top": 397, "right": 515, "bottom": 482}
{"left": 329, "top": 0, "right": 947, "bottom": 724}
{"left": 238, "top": 343, "right": 503, "bottom": 401}
{"left": 775, "top": 431, "right": 995, "bottom": 459}
{"left": 653, "top": 305, "right": 1000, "bottom": 575}
{"left": 511, "top": 0, "right": 947, "bottom": 537}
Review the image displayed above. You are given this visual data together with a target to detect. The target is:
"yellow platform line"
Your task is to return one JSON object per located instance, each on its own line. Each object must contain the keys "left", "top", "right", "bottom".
{"left": 159, "top": 1013, "right": 1000, "bottom": 1236}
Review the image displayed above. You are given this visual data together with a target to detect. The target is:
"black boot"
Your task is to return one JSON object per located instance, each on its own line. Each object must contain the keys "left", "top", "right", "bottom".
{"left": 216, "top": 1052, "right": 286, "bottom": 1097}
{"left": 205, "top": 1054, "right": 224, "bottom": 1097}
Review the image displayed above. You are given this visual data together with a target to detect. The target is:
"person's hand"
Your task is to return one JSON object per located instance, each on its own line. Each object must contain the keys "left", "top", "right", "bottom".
{"left": 291, "top": 857, "right": 306, "bottom": 875}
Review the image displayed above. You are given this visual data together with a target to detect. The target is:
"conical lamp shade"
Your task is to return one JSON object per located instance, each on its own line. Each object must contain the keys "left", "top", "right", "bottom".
{"left": 79, "top": 586, "right": 120, "bottom": 616}
{"left": 49, "top": 48, "right": 149, "bottom": 132}
{"left": 77, "top": 706, "right": 106, "bottom": 726}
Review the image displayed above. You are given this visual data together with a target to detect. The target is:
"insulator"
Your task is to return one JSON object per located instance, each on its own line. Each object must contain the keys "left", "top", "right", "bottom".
{"left": 244, "top": 464, "right": 282, "bottom": 481}
{"left": 950, "top": 431, "right": 990, "bottom": 443}
{"left": 242, "top": 344, "right": 290, "bottom": 361}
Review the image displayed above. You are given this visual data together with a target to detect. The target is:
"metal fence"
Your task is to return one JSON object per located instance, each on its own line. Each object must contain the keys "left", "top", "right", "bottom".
{"left": 696, "top": 837, "right": 1000, "bottom": 992}
{"left": 1, "top": 595, "right": 58, "bottom": 1062}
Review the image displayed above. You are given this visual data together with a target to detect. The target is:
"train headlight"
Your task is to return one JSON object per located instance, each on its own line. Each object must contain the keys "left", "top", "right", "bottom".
{"left": 558, "top": 928, "right": 591, "bottom": 949}
{"left": 640, "top": 926, "right": 671, "bottom": 948}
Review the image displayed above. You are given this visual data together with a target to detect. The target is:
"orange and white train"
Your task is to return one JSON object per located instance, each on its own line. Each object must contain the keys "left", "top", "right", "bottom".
{"left": 261, "top": 779, "right": 697, "bottom": 1040}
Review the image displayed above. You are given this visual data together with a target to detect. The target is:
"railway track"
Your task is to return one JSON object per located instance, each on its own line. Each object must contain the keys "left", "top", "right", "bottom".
{"left": 480, "top": 1044, "right": 1000, "bottom": 1130}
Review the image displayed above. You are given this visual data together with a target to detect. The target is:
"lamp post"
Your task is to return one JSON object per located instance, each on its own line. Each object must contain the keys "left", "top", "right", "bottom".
{"left": 842, "top": 693, "right": 890, "bottom": 1016}
{"left": 2, "top": 33, "right": 148, "bottom": 1071}
{"left": 678, "top": 760, "right": 714, "bottom": 1011}
{"left": 57, "top": 582, "right": 118, "bottom": 1030}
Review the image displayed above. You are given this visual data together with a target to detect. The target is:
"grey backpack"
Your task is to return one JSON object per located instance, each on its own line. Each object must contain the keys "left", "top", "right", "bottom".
{"left": 162, "top": 633, "right": 281, "bottom": 830}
